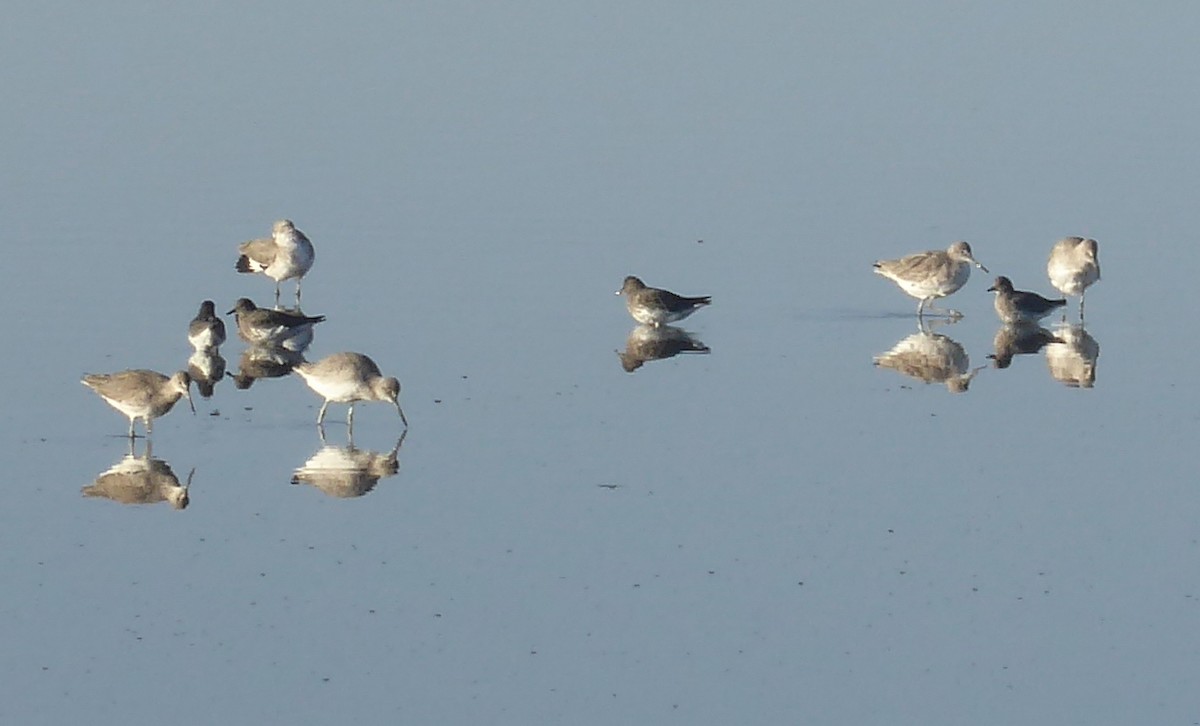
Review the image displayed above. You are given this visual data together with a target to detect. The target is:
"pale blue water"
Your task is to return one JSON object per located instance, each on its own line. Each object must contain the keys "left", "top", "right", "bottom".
{"left": 2, "top": 4, "right": 1199, "bottom": 724}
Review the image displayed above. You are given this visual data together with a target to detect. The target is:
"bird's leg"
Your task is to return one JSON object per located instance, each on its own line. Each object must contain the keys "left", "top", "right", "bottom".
{"left": 274, "top": 283, "right": 282, "bottom": 304}
{"left": 347, "top": 404, "right": 355, "bottom": 429}
{"left": 316, "top": 400, "right": 329, "bottom": 425}
{"left": 318, "top": 422, "right": 328, "bottom": 445}
{"left": 923, "top": 300, "right": 961, "bottom": 319}
{"left": 145, "top": 416, "right": 153, "bottom": 437}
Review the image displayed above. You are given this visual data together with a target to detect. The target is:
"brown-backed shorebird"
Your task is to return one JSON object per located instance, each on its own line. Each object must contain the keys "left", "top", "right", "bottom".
{"left": 82, "top": 369, "right": 195, "bottom": 437}
{"left": 616, "top": 276, "right": 711, "bottom": 327}
{"left": 226, "top": 298, "right": 325, "bottom": 347}
{"left": 293, "top": 352, "right": 408, "bottom": 429}
{"left": 187, "top": 300, "right": 226, "bottom": 351}
{"left": 874, "top": 241, "right": 987, "bottom": 317}
{"left": 987, "top": 276, "right": 1066, "bottom": 324}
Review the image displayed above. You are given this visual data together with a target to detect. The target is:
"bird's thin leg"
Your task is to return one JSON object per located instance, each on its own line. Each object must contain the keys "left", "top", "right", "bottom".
{"left": 316, "top": 400, "right": 329, "bottom": 425}
{"left": 128, "top": 418, "right": 136, "bottom": 439}
{"left": 923, "top": 300, "right": 961, "bottom": 319}
{"left": 274, "top": 283, "right": 282, "bottom": 303}
{"left": 295, "top": 281, "right": 302, "bottom": 302}
{"left": 318, "top": 422, "right": 328, "bottom": 444}
{"left": 145, "top": 416, "right": 153, "bottom": 437}
{"left": 347, "top": 404, "right": 355, "bottom": 429}
{"left": 917, "top": 298, "right": 927, "bottom": 317}
{"left": 1079, "top": 292, "right": 1086, "bottom": 321}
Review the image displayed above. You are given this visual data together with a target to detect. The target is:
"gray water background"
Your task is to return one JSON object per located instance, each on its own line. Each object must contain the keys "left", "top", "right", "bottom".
{"left": 1, "top": 3, "right": 1198, "bottom": 724}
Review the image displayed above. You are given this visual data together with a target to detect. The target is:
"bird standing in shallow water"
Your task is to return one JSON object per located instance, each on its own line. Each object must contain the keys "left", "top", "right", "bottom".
{"left": 1047, "top": 237, "right": 1100, "bottom": 317}
{"left": 987, "top": 276, "right": 1066, "bottom": 324}
{"left": 874, "top": 241, "right": 988, "bottom": 318}
{"left": 235, "top": 219, "right": 316, "bottom": 302}
{"left": 293, "top": 352, "right": 408, "bottom": 430}
{"left": 188, "top": 300, "right": 226, "bottom": 351}
{"left": 82, "top": 369, "right": 195, "bottom": 437}
{"left": 616, "top": 276, "right": 711, "bottom": 327}
{"left": 226, "top": 298, "right": 325, "bottom": 346}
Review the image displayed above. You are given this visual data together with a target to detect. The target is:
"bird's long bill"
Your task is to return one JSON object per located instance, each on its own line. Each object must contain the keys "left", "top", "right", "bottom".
{"left": 614, "top": 289, "right": 622, "bottom": 295}
{"left": 976, "top": 262, "right": 990, "bottom": 273}
{"left": 185, "top": 390, "right": 196, "bottom": 415}
{"left": 396, "top": 402, "right": 409, "bottom": 428}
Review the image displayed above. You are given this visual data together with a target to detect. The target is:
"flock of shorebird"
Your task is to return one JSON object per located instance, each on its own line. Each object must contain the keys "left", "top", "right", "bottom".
{"left": 80, "top": 226, "right": 1101, "bottom": 437}
{"left": 873, "top": 236, "right": 1100, "bottom": 323}
{"left": 82, "top": 219, "right": 408, "bottom": 438}
{"left": 872, "top": 236, "right": 1102, "bottom": 391}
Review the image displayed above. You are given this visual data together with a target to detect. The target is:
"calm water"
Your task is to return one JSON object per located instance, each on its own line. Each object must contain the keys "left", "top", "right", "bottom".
{"left": 2, "top": 4, "right": 1199, "bottom": 724}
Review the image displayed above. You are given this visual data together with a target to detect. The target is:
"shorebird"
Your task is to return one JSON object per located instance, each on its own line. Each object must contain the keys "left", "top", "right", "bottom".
{"left": 187, "top": 300, "right": 226, "bottom": 351}
{"left": 986, "top": 276, "right": 1066, "bottom": 324}
{"left": 82, "top": 369, "right": 195, "bottom": 437}
{"left": 226, "top": 298, "right": 325, "bottom": 346}
{"left": 1047, "top": 237, "right": 1100, "bottom": 316}
{"left": 235, "top": 219, "right": 316, "bottom": 301}
{"left": 874, "top": 241, "right": 987, "bottom": 317}
{"left": 293, "top": 352, "right": 408, "bottom": 429}
{"left": 616, "top": 276, "right": 711, "bottom": 327}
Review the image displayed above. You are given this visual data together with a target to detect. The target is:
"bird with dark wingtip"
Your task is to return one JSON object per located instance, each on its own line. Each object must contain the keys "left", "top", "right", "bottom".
{"left": 616, "top": 276, "right": 711, "bottom": 327}
{"left": 187, "top": 300, "right": 226, "bottom": 351}
{"left": 235, "top": 219, "right": 315, "bottom": 302}
{"left": 226, "top": 298, "right": 326, "bottom": 346}
{"left": 986, "top": 276, "right": 1066, "bottom": 324}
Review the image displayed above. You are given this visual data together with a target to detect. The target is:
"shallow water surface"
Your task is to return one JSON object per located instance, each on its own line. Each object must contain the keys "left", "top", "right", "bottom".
{"left": 2, "top": 4, "right": 1200, "bottom": 725}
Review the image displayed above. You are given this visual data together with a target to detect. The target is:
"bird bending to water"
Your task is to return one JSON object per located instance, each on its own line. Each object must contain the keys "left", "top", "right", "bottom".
{"left": 293, "top": 352, "right": 408, "bottom": 430}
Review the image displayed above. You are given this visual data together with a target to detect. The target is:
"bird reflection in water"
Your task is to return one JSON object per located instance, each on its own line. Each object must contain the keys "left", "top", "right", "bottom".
{"left": 229, "top": 344, "right": 305, "bottom": 390}
{"left": 988, "top": 324, "right": 1059, "bottom": 369}
{"left": 874, "top": 320, "right": 984, "bottom": 393}
{"left": 291, "top": 429, "right": 406, "bottom": 498}
{"left": 82, "top": 440, "right": 192, "bottom": 509}
{"left": 1045, "top": 324, "right": 1099, "bottom": 388}
{"left": 618, "top": 324, "right": 710, "bottom": 372}
{"left": 188, "top": 348, "right": 227, "bottom": 398}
